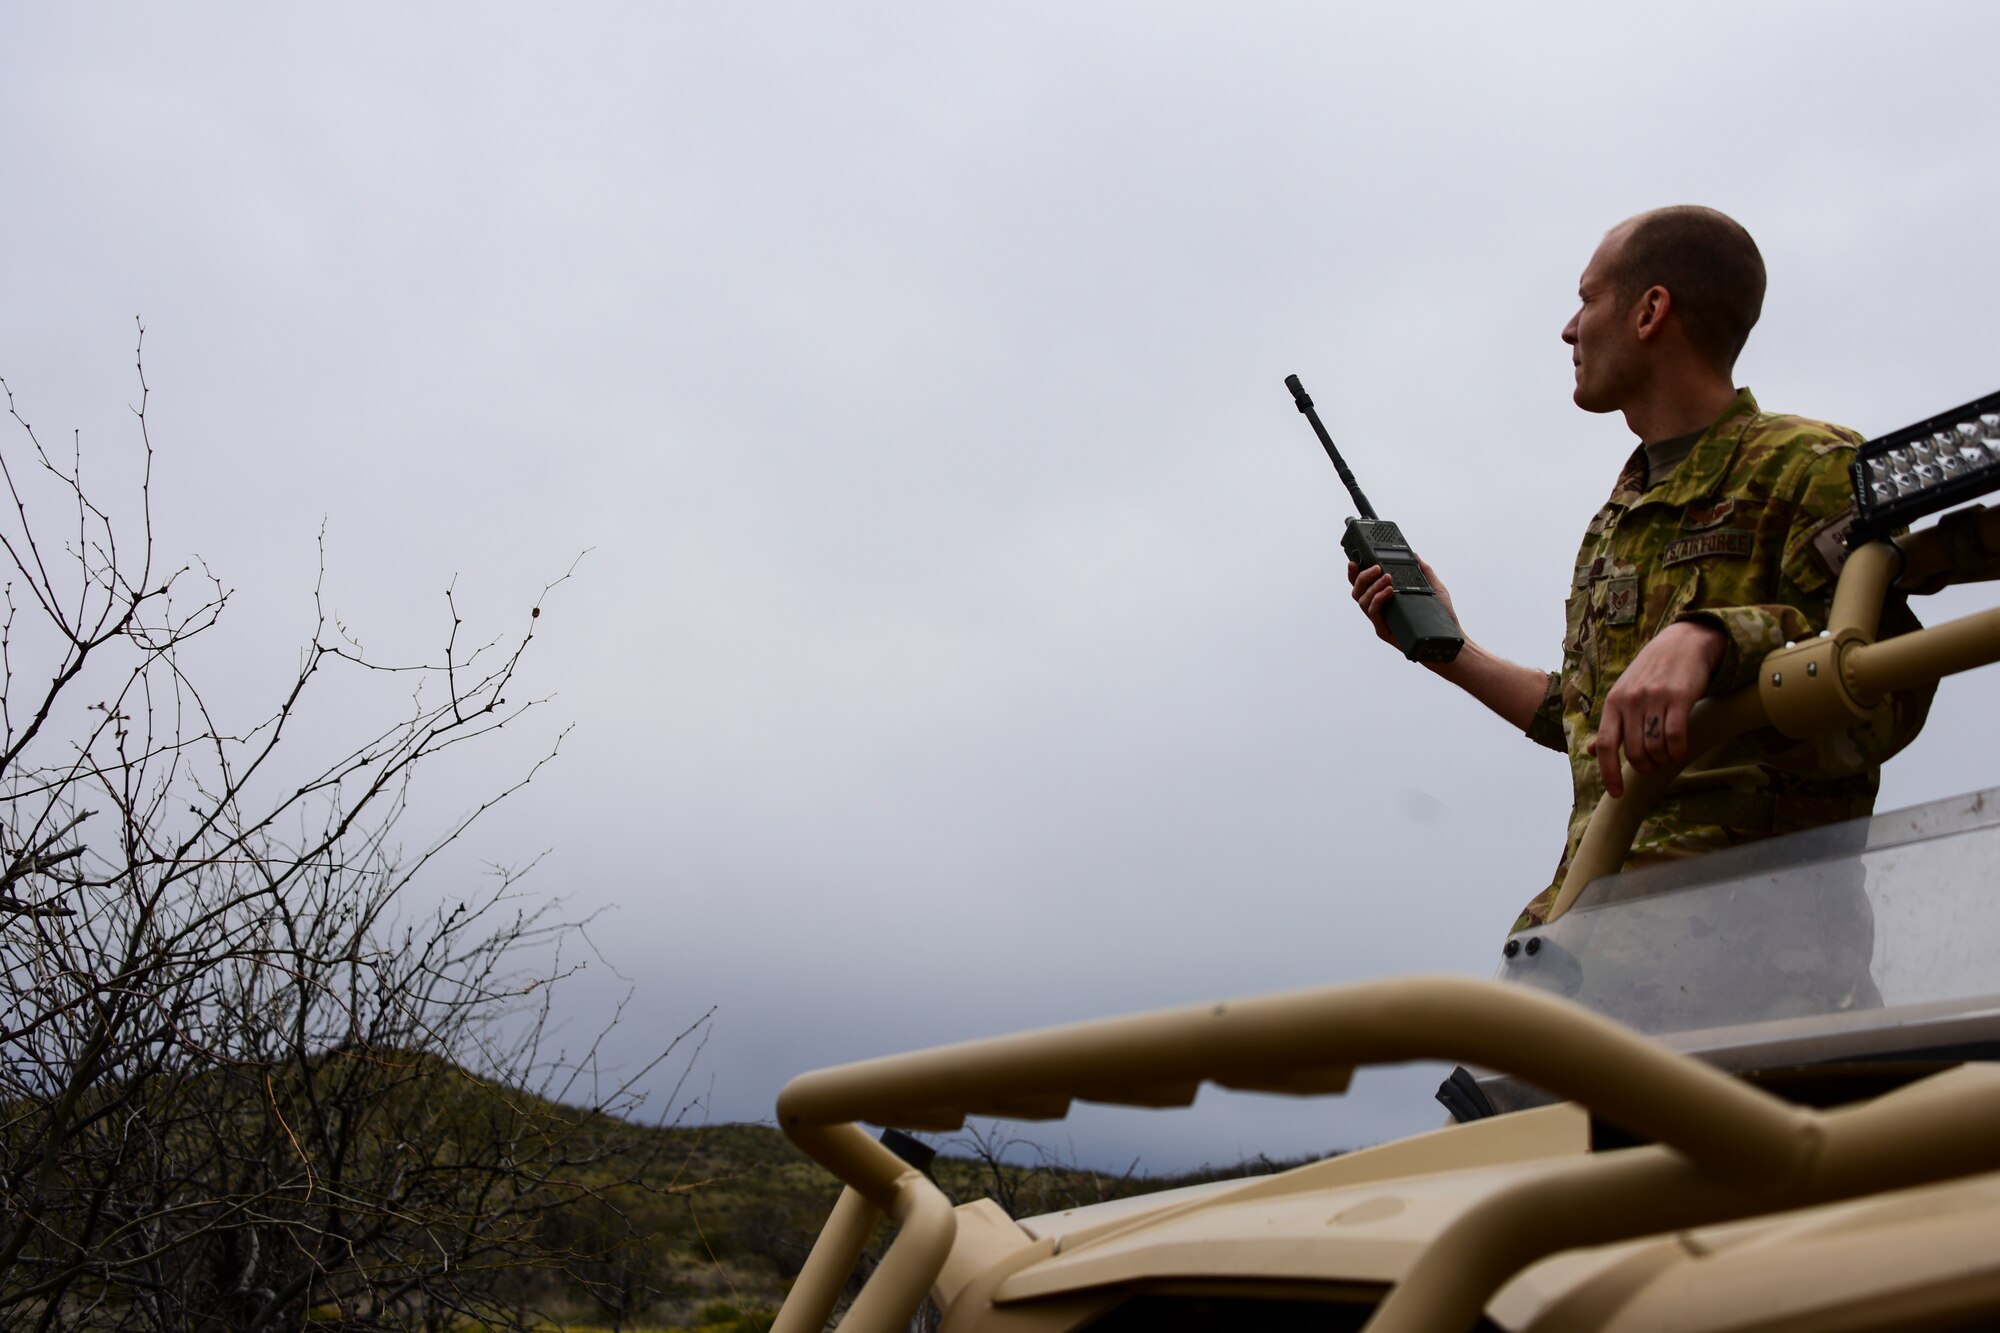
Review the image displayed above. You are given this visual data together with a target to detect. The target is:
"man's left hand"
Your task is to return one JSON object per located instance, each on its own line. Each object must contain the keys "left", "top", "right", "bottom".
{"left": 1589, "top": 619, "right": 1727, "bottom": 798}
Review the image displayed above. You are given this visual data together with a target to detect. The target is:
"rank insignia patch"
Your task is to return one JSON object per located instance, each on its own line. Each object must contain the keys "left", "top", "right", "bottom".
{"left": 1603, "top": 575, "right": 1639, "bottom": 625}
{"left": 1660, "top": 529, "right": 1754, "bottom": 567}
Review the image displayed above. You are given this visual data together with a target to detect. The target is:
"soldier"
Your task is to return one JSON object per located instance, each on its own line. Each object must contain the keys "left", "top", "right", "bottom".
{"left": 1348, "top": 206, "right": 1930, "bottom": 934}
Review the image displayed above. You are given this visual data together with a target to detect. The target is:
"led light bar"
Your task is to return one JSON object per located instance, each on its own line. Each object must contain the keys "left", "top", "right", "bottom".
{"left": 1850, "top": 388, "right": 2000, "bottom": 545}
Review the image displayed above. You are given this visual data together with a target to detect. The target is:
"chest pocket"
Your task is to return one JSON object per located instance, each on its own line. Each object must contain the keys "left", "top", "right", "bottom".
{"left": 1581, "top": 560, "right": 1702, "bottom": 688}
{"left": 1564, "top": 518, "right": 1614, "bottom": 655}
{"left": 1649, "top": 565, "right": 1702, "bottom": 636}
{"left": 1669, "top": 489, "right": 1783, "bottom": 604}
{"left": 1563, "top": 562, "right": 1593, "bottom": 654}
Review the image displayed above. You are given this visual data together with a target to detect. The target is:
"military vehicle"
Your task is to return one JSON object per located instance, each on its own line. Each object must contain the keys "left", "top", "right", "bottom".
{"left": 769, "top": 394, "right": 2000, "bottom": 1333}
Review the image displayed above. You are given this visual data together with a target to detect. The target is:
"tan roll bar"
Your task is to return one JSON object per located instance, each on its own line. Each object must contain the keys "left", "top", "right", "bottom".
{"left": 776, "top": 974, "right": 2000, "bottom": 1333}
{"left": 774, "top": 975, "right": 1825, "bottom": 1331}
{"left": 1365, "top": 1062, "right": 2000, "bottom": 1333}
{"left": 1545, "top": 507, "right": 2000, "bottom": 922}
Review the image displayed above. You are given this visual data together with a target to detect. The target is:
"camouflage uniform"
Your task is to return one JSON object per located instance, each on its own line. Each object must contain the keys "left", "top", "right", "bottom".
{"left": 1512, "top": 388, "right": 1932, "bottom": 932}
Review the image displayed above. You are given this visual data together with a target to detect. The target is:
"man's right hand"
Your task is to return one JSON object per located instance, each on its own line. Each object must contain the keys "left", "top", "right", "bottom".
{"left": 1345, "top": 557, "right": 1548, "bottom": 731}
{"left": 1347, "top": 557, "right": 1456, "bottom": 651}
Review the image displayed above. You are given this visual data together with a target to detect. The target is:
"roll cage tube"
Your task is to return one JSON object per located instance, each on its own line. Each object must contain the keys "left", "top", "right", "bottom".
{"left": 771, "top": 975, "right": 1827, "bottom": 1333}
{"left": 772, "top": 975, "right": 2000, "bottom": 1333}
{"left": 1544, "top": 505, "right": 2000, "bottom": 924}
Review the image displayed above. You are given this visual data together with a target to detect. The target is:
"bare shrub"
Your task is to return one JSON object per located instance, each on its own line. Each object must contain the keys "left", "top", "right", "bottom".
{"left": 0, "top": 327, "right": 698, "bottom": 1332}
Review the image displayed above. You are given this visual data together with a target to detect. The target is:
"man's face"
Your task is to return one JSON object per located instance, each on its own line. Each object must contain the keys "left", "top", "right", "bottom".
{"left": 1562, "top": 227, "right": 1643, "bottom": 414}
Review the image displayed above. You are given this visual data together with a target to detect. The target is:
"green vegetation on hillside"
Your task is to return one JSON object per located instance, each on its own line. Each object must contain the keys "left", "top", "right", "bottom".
{"left": 514, "top": 1108, "right": 1329, "bottom": 1331}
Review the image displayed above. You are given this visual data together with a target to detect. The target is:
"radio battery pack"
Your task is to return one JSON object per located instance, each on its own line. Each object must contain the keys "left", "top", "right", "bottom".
{"left": 1339, "top": 517, "right": 1464, "bottom": 663}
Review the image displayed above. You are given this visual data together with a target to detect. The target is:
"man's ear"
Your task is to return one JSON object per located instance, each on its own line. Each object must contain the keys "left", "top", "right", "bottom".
{"left": 1631, "top": 285, "right": 1673, "bottom": 343}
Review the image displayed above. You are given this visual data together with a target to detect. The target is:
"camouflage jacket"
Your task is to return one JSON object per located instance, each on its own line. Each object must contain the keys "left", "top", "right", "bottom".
{"left": 1512, "top": 388, "right": 1932, "bottom": 932}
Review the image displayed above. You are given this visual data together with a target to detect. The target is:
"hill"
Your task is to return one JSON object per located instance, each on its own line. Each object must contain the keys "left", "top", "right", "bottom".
{"left": 550, "top": 1113, "right": 1318, "bottom": 1331}
{"left": 6, "top": 1045, "right": 1319, "bottom": 1332}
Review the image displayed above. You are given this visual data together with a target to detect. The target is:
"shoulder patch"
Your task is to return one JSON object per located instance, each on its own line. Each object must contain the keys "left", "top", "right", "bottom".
{"left": 1660, "top": 529, "right": 1755, "bottom": 567}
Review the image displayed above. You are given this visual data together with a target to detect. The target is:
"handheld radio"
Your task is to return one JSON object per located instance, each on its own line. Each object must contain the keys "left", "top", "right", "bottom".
{"left": 1285, "top": 373, "right": 1465, "bottom": 663}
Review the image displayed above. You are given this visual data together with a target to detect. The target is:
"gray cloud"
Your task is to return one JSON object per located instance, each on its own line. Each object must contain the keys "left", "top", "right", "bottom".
{"left": 4, "top": 3, "right": 1996, "bottom": 1171}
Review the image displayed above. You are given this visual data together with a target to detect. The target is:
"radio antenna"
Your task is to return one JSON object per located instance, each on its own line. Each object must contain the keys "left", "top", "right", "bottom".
{"left": 1285, "top": 373, "right": 1377, "bottom": 520}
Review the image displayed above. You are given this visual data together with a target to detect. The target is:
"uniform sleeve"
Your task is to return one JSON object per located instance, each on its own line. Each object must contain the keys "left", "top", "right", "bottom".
{"left": 1675, "top": 445, "right": 1857, "bottom": 698}
{"left": 1682, "top": 604, "right": 1811, "bottom": 697}
{"left": 1523, "top": 670, "right": 1565, "bottom": 752}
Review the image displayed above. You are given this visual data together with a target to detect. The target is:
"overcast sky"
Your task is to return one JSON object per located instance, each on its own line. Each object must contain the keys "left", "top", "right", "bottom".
{"left": 5, "top": 4, "right": 1998, "bottom": 1174}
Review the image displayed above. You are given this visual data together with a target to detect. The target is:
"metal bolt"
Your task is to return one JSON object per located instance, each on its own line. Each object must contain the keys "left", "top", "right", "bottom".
{"left": 1771, "top": 671, "right": 1783, "bottom": 687}
{"left": 1502, "top": 938, "right": 1519, "bottom": 958}
{"left": 1525, "top": 937, "right": 1542, "bottom": 956}
{"left": 1807, "top": 661, "right": 1818, "bottom": 677}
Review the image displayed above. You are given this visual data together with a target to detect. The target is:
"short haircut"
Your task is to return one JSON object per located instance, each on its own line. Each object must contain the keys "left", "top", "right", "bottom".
{"left": 1611, "top": 206, "right": 1766, "bottom": 371}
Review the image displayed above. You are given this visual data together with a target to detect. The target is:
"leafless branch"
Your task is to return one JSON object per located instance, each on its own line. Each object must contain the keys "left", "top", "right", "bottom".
{"left": 0, "top": 336, "right": 701, "bottom": 1332}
